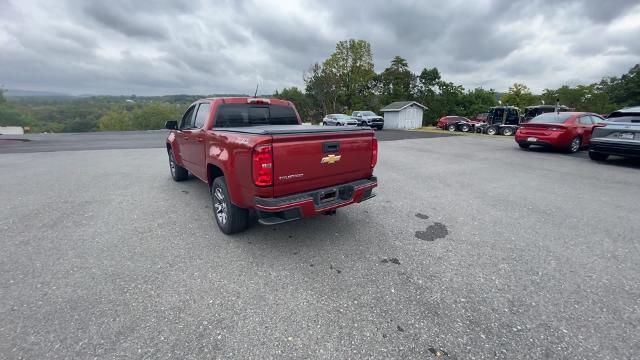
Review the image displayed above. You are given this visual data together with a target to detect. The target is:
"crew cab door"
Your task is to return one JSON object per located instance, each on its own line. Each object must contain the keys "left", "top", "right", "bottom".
{"left": 182, "top": 102, "right": 210, "bottom": 180}
{"left": 175, "top": 104, "right": 197, "bottom": 169}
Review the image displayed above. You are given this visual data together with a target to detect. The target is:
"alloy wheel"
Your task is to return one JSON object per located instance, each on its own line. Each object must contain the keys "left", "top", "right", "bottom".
{"left": 213, "top": 187, "right": 228, "bottom": 225}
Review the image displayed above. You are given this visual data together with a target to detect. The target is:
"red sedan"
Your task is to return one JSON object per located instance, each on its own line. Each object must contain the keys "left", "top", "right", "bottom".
{"left": 515, "top": 112, "right": 605, "bottom": 153}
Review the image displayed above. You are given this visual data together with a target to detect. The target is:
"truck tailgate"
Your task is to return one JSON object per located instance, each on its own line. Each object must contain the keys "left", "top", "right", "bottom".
{"left": 271, "top": 130, "right": 374, "bottom": 197}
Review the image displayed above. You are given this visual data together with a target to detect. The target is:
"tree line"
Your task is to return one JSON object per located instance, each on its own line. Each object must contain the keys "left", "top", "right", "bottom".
{"left": 1, "top": 39, "right": 638, "bottom": 132}
{"left": 275, "top": 39, "right": 639, "bottom": 124}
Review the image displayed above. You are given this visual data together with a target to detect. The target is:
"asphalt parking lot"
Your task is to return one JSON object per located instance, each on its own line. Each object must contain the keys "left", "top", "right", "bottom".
{"left": 1, "top": 131, "right": 639, "bottom": 359}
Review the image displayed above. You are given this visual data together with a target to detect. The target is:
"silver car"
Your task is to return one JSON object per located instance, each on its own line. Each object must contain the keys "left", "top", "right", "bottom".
{"left": 322, "top": 114, "right": 358, "bottom": 126}
{"left": 589, "top": 106, "right": 640, "bottom": 161}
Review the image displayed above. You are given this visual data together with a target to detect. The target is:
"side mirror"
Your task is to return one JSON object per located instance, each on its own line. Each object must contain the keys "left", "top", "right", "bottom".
{"left": 165, "top": 120, "right": 178, "bottom": 130}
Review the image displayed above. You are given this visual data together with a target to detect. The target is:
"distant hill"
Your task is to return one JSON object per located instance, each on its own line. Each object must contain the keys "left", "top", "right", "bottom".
{"left": 5, "top": 89, "right": 74, "bottom": 98}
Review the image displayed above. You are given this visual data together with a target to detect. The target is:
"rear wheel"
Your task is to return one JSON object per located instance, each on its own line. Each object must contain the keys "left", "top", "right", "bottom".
{"left": 568, "top": 136, "right": 581, "bottom": 153}
{"left": 518, "top": 143, "right": 530, "bottom": 149}
{"left": 447, "top": 124, "right": 457, "bottom": 132}
{"left": 460, "top": 124, "right": 470, "bottom": 132}
{"left": 486, "top": 126, "right": 497, "bottom": 135}
{"left": 211, "top": 177, "right": 249, "bottom": 234}
{"left": 322, "top": 121, "right": 327, "bottom": 126}
{"left": 501, "top": 127, "right": 514, "bottom": 136}
{"left": 168, "top": 148, "right": 188, "bottom": 181}
{"left": 589, "top": 151, "right": 609, "bottom": 161}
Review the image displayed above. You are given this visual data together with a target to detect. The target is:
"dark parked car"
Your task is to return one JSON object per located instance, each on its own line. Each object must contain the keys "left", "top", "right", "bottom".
{"left": 589, "top": 106, "right": 640, "bottom": 161}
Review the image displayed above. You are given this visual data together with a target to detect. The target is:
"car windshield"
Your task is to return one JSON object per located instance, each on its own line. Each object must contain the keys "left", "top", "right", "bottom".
{"left": 361, "top": 111, "right": 376, "bottom": 116}
{"left": 528, "top": 113, "right": 573, "bottom": 124}
{"left": 335, "top": 114, "right": 352, "bottom": 119}
{"left": 215, "top": 104, "right": 298, "bottom": 127}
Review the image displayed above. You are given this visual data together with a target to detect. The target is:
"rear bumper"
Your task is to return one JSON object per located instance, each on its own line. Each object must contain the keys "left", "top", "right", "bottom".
{"left": 254, "top": 177, "right": 378, "bottom": 225}
{"left": 515, "top": 132, "right": 568, "bottom": 148}
{"left": 589, "top": 141, "right": 640, "bottom": 158}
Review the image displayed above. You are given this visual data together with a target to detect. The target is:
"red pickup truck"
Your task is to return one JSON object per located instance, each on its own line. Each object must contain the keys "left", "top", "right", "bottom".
{"left": 165, "top": 97, "right": 378, "bottom": 234}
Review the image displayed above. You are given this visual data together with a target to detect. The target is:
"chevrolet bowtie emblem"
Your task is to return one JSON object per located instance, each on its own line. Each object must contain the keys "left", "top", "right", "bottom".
{"left": 321, "top": 154, "right": 341, "bottom": 164}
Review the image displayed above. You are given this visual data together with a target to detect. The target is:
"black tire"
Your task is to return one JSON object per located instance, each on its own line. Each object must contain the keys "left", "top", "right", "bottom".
{"left": 501, "top": 127, "right": 514, "bottom": 136}
{"left": 567, "top": 136, "right": 581, "bottom": 153}
{"left": 168, "top": 148, "right": 188, "bottom": 181}
{"left": 460, "top": 124, "right": 470, "bottom": 132}
{"left": 377, "top": 126, "right": 383, "bottom": 130}
{"left": 486, "top": 126, "right": 497, "bottom": 135}
{"left": 322, "top": 121, "right": 327, "bottom": 126}
{"left": 589, "top": 151, "right": 609, "bottom": 161}
{"left": 211, "top": 177, "right": 249, "bottom": 234}
{"left": 337, "top": 122, "right": 343, "bottom": 126}
{"left": 518, "top": 143, "right": 530, "bottom": 149}
{"left": 447, "top": 124, "right": 457, "bottom": 132}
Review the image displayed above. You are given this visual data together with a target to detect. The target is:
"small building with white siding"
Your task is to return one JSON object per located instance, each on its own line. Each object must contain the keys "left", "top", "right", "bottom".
{"left": 380, "top": 101, "right": 427, "bottom": 129}
{"left": 0, "top": 126, "right": 25, "bottom": 135}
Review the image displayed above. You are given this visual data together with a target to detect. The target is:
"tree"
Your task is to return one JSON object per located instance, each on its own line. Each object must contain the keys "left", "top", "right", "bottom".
{"left": 599, "top": 64, "right": 640, "bottom": 107}
{"left": 500, "top": 83, "right": 536, "bottom": 109}
{"left": 98, "top": 107, "right": 131, "bottom": 131}
{"left": 460, "top": 88, "right": 497, "bottom": 117}
{"left": 322, "top": 39, "right": 376, "bottom": 110}
{"left": 379, "top": 56, "right": 416, "bottom": 103}
{"left": 274, "top": 87, "right": 311, "bottom": 122}
{"left": 130, "top": 103, "right": 180, "bottom": 130}
{"left": 0, "top": 86, "right": 6, "bottom": 105}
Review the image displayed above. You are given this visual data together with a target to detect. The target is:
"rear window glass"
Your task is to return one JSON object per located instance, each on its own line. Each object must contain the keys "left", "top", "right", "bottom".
{"left": 214, "top": 104, "right": 298, "bottom": 127}
{"left": 529, "top": 113, "right": 573, "bottom": 124}
{"left": 607, "top": 112, "right": 640, "bottom": 123}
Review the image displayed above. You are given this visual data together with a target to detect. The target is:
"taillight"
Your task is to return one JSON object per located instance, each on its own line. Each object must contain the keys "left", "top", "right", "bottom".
{"left": 252, "top": 144, "right": 273, "bottom": 186}
{"left": 371, "top": 138, "right": 378, "bottom": 168}
{"left": 549, "top": 127, "right": 564, "bottom": 131}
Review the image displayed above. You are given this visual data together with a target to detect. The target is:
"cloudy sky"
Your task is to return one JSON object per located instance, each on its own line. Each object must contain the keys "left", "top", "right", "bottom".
{"left": 0, "top": 0, "right": 639, "bottom": 95}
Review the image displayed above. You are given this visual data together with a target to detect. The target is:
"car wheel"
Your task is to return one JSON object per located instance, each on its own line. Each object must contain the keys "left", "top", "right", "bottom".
{"left": 447, "top": 124, "right": 457, "bottom": 132}
{"left": 589, "top": 151, "right": 609, "bottom": 161}
{"left": 322, "top": 121, "right": 327, "bottom": 126}
{"left": 568, "top": 136, "right": 581, "bottom": 153}
{"left": 501, "top": 127, "right": 514, "bottom": 136}
{"left": 337, "top": 122, "right": 343, "bottom": 126}
{"left": 168, "top": 148, "right": 188, "bottom": 181}
{"left": 460, "top": 124, "right": 470, "bottom": 132}
{"left": 518, "top": 143, "right": 530, "bottom": 149}
{"left": 486, "top": 126, "right": 497, "bottom": 135}
{"left": 211, "top": 177, "right": 249, "bottom": 234}
{"left": 377, "top": 126, "right": 383, "bottom": 130}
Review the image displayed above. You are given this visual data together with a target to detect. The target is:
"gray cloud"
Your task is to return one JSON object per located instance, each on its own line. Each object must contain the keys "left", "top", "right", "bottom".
{"left": 0, "top": 0, "right": 638, "bottom": 95}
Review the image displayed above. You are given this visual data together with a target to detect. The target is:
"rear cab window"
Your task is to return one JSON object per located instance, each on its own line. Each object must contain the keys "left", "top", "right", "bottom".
{"left": 214, "top": 104, "right": 299, "bottom": 128}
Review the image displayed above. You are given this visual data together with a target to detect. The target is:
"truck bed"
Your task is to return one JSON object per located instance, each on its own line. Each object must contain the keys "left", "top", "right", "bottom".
{"left": 215, "top": 125, "right": 367, "bottom": 135}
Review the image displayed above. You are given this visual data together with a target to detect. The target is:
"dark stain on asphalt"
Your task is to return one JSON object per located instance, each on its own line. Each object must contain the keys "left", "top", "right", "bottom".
{"left": 293, "top": 251, "right": 298, "bottom": 255}
{"left": 415, "top": 213, "right": 429, "bottom": 220}
{"left": 329, "top": 265, "right": 341, "bottom": 274}
{"left": 381, "top": 257, "right": 401, "bottom": 265}
{"left": 396, "top": 325, "right": 405, "bottom": 332}
{"left": 415, "top": 222, "right": 449, "bottom": 241}
{"left": 309, "top": 264, "right": 314, "bottom": 267}
{"left": 181, "top": 190, "right": 189, "bottom": 194}
{"left": 428, "top": 347, "right": 449, "bottom": 358}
